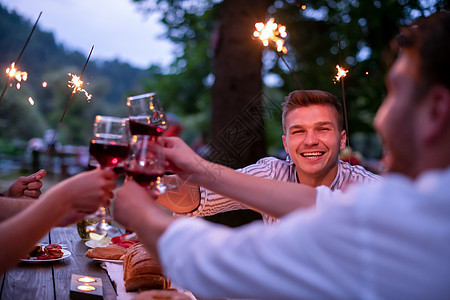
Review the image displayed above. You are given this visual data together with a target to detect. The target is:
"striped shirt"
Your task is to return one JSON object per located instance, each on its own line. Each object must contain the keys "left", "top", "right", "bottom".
{"left": 186, "top": 156, "right": 382, "bottom": 223}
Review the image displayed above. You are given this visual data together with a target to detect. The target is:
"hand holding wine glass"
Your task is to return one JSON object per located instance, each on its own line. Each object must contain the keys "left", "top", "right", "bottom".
{"left": 86, "top": 115, "right": 130, "bottom": 236}
{"left": 127, "top": 92, "right": 176, "bottom": 194}
{"left": 125, "top": 135, "right": 166, "bottom": 196}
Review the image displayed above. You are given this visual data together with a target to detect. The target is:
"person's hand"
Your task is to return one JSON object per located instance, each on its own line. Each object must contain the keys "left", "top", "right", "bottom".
{"left": 113, "top": 180, "right": 157, "bottom": 232}
{"left": 114, "top": 180, "right": 177, "bottom": 260}
{"left": 49, "top": 168, "right": 116, "bottom": 214}
{"left": 162, "top": 137, "right": 207, "bottom": 180}
{"left": 4, "top": 169, "right": 47, "bottom": 198}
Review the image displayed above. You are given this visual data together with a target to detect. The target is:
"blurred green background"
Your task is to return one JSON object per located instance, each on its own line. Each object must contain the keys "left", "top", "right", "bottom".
{"left": 1, "top": 0, "right": 447, "bottom": 179}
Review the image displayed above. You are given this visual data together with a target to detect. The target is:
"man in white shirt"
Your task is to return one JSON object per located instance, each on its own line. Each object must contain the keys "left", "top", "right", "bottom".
{"left": 114, "top": 11, "right": 450, "bottom": 299}
{"left": 157, "top": 90, "right": 381, "bottom": 222}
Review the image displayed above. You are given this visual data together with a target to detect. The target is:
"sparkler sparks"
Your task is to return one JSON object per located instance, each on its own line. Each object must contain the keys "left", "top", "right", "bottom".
{"left": 334, "top": 65, "right": 348, "bottom": 82}
{"left": 45, "top": 45, "right": 95, "bottom": 166}
{"left": 68, "top": 73, "right": 92, "bottom": 101}
{"left": 0, "top": 12, "right": 41, "bottom": 105}
{"left": 6, "top": 62, "right": 28, "bottom": 86}
{"left": 57, "top": 45, "right": 94, "bottom": 125}
{"left": 253, "top": 18, "right": 303, "bottom": 89}
{"left": 333, "top": 64, "right": 350, "bottom": 147}
{"left": 253, "top": 17, "right": 287, "bottom": 54}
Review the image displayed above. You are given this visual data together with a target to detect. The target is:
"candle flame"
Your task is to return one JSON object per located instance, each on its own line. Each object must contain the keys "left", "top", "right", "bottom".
{"left": 77, "top": 285, "right": 96, "bottom": 292}
{"left": 334, "top": 65, "right": 348, "bottom": 82}
{"left": 68, "top": 73, "right": 92, "bottom": 101}
{"left": 42, "top": 81, "right": 47, "bottom": 87}
{"left": 5, "top": 62, "right": 28, "bottom": 89}
{"left": 78, "top": 277, "right": 96, "bottom": 283}
{"left": 253, "top": 18, "right": 287, "bottom": 54}
{"left": 28, "top": 97, "right": 34, "bottom": 105}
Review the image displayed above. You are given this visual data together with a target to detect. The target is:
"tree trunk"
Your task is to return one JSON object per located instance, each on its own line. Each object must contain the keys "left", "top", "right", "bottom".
{"left": 210, "top": 0, "right": 271, "bottom": 169}
{"left": 206, "top": 0, "right": 272, "bottom": 227}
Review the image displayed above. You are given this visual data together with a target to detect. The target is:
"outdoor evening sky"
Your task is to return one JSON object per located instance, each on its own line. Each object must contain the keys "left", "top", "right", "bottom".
{"left": 1, "top": 0, "right": 176, "bottom": 69}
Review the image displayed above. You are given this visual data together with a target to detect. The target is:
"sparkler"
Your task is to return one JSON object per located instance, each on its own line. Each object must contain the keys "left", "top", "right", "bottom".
{"left": 0, "top": 12, "right": 42, "bottom": 105}
{"left": 6, "top": 62, "right": 28, "bottom": 89}
{"left": 45, "top": 46, "right": 94, "bottom": 162}
{"left": 334, "top": 65, "right": 348, "bottom": 82}
{"left": 253, "top": 18, "right": 287, "bottom": 54}
{"left": 334, "top": 64, "right": 350, "bottom": 147}
{"left": 58, "top": 46, "right": 94, "bottom": 124}
{"left": 67, "top": 73, "right": 92, "bottom": 102}
{"left": 253, "top": 18, "right": 303, "bottom": 89}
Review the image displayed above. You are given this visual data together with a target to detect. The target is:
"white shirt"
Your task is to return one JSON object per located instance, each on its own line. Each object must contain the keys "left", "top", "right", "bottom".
{"left": 159, "top": 167, "right": 450, "bottom": 299}
{"left": 188, "top": 156, "right": 382, "bottom": 223}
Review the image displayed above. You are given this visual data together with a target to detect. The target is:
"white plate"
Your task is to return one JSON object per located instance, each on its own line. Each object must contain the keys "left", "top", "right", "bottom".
{"left": 21, "top": 249, "right": 71, "bottom": 263}
{"left": 85, "top": 239, "right": 111, "bottom": 249}
{"left": 91, "top": 258, "right": 123, "bottom": 264}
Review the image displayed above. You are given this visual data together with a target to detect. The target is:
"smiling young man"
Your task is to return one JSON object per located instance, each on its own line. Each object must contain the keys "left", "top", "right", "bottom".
{"left": 157, "top": 90, "right": 381, "bottom": 222}
{"left": 114, "top": 11, "right": 450, "bottom": 299}
{"left": 282, "top": 90, "right": 355, "bottom": 187}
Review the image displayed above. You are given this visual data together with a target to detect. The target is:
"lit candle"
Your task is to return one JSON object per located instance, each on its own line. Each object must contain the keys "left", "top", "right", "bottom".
{"left": 78, "top": 276, "right": 96, "bottom": 283}
{"left": 70, "top": 274, "right": 103, "bottom": 298}
{"left": 77, "top": 284, "right": 96, "bottom": 292}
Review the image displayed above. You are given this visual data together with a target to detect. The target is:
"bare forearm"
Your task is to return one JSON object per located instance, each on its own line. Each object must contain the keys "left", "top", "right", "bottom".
{"left": 0, "top": 197, "right": 33, "bottom": 222}
{"left": 114, "top": 180, "right": 178, "bottom": 262}
{"left": 0, "top": 194, "right": 69, "bottom": 273}
{"left": 191, "top": 160, "right": 317, "bottom": 218}
{"left": 127, "top": 204, "right": 176, "bottom": 261}
{"left": 163, "top": 137, "right": 317, "bottom": 218}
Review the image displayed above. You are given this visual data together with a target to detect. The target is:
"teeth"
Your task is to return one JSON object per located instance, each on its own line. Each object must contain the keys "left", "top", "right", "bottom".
{"left": 301, "top": 152, "right": 324, "bottom": 158}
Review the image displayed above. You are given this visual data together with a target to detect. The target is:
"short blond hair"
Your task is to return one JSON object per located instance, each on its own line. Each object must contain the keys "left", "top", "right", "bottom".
{"left": 281, "top": 90, "right": 343, "bottom": 133}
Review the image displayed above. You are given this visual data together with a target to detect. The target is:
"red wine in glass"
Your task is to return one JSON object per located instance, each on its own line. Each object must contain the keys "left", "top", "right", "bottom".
{"left": 89, "top": 141, "right": 130, "bottom": 168}
{"left": 125, "top": 169, "right": 164, "bottom": 187}
{"left": 127, "top": 93, "right": 170, "bottom": 194}
{"left": 129, "top": 117, "right": 166, "bottom": 136}
{"left": 85, "top": 115, "right": 129, "bottom": 237}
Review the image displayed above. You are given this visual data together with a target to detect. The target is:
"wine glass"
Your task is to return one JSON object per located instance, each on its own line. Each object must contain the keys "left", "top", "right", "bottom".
{"left": 127, "top": 93, "right": 172, "bottom": 193}
{"left": 85, "top": 115, "right": 130, "bottom": 236}
{"left": 126, "top": 92, "right": 168, "bottom": 136}
{"left": 124, "top": 134, "right": 166, "bottom": 196}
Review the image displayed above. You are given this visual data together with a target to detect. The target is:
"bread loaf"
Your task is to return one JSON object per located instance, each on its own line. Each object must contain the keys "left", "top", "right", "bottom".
{"left": 125, "top": 274, "right": 170, "bottom": 292}
{"left": 123, "top": 243, "right": 170, "bottom": 292}
{"left": 85, "top": 244, "right": 127, "bottom": 260}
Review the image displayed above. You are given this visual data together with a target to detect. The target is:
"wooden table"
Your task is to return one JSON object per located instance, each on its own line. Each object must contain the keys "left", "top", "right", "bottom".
{"left": 1, "top": 225, "right": 123, "bottom": 300}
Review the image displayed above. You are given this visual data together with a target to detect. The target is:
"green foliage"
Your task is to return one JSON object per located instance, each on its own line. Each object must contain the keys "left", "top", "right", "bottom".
{"left": 131, "top": 0, "right": 447, "bottom": 157}
{"left": 272, "top": 0, "right": 448, "bottom": 138}
{"left": 2, "top": 0, "right": 447, "bottom": 156}
{"left": 132, "top": 0, "right": 219, "bottom": 141}
{"left": 0, "top": 81, "right": 47, "bottom": 142}
{"left": 0, "top": 4, "right": 149, "bottom": 147}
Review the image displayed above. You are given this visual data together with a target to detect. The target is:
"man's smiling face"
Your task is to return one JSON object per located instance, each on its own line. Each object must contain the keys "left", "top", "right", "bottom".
{"left": 282, "top": 104, "right": 346, "bottom": 184}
